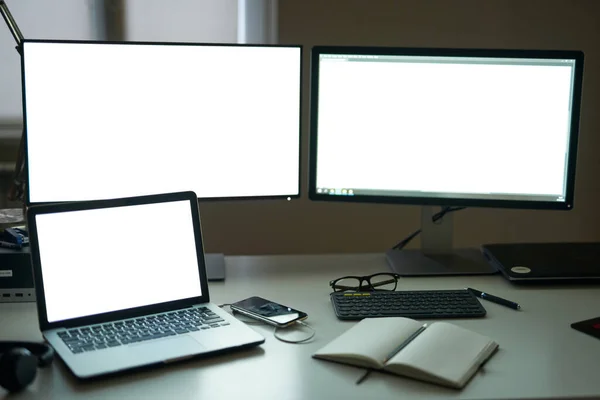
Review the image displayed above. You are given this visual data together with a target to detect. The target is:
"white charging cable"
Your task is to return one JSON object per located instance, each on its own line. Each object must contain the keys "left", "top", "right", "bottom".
{"left": 274, "top": 320, "right": 315, "bottom": 344}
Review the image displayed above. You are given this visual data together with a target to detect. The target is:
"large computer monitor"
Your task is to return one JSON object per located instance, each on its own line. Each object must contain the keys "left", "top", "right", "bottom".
{"left": 309, "top": 45, "right": 584, "bottom": 276}
{"left": 21, "top": 40, "right": 302, "bottom": 279}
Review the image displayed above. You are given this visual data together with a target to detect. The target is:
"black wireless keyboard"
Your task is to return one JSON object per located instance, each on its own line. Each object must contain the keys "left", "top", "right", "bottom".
{"left": 330, "top": 289, "right": 487, "bottom": 320}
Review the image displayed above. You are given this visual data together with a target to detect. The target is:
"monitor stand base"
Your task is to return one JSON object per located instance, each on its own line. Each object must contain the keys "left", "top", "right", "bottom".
{"left": 205, "top": 253, "right": 226, "bottom": 281}
{"left": 385, "top": 248, "right": 498, "bottom": 276}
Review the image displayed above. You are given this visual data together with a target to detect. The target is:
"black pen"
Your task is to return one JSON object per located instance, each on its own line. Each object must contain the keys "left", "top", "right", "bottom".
{"left": 467, "top": 288, "right": 520, "bottom": 310}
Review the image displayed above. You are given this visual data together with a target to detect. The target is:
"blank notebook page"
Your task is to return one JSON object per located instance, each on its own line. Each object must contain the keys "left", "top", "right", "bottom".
{"left": 389, "top": 322, "right": 496, "bottom": 384}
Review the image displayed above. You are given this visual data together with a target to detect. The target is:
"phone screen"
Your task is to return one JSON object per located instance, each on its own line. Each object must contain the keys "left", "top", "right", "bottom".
{"left": 231, "top": 297, "right": 307, "bottom": 326}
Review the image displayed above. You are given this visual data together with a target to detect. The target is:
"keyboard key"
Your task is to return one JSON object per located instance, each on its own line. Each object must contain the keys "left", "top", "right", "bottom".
{"left": 62, "top": 337, "right": 83, "bottom": 343}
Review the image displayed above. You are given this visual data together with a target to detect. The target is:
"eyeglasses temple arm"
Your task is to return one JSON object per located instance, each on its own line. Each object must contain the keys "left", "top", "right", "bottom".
{"left": 370, "top": 278, "right": 397, "bottom": 288}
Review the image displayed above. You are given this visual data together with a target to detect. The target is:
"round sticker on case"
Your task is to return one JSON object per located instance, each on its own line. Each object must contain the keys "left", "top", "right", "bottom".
{"left": 511, "top": 266, "right": 531, "bottom": 274}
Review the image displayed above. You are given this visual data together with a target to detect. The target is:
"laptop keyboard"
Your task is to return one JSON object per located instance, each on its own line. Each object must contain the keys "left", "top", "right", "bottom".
{"left": 57, "top": 307, "right": 228, "bottom": 354}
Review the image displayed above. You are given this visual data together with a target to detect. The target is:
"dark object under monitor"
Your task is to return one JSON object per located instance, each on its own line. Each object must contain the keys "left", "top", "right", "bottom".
{"left": 0, "top": 246, "right": 35, "bottom": 302}
{"left": 481, "top": 242, "right": 600, "bottom": 283}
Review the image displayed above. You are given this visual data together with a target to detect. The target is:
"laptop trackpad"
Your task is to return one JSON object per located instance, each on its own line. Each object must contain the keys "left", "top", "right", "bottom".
{"left": 130, "top": 336, "right": 205, "bottom": 362}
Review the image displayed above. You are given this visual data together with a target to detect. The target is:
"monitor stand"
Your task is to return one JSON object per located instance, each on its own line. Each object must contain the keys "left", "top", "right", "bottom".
{"left": 386, "top": 206, "right": 497, "bottom": 276}
{"left": 205, "top": 253, "right": 226, "bottom": 281}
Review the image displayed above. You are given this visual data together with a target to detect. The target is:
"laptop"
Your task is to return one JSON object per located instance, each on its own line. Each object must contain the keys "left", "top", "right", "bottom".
{"left": 27, "top": 191, "right": 265, "bottom": 379}
{"left": 481, "top": 242, "right": 600, "bottom": 283}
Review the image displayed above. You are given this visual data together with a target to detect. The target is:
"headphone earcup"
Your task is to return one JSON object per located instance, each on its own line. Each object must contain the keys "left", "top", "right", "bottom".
{"left": 0, "top": 347, "right": 39, "bottom": 393}
{"left": 36, "top": 344, "right": 55, "bottom": 368}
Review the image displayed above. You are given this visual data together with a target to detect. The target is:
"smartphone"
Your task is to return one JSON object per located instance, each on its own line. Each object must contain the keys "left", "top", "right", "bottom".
{"left": 230, "top": 296, "right": 308, "bottom": 328}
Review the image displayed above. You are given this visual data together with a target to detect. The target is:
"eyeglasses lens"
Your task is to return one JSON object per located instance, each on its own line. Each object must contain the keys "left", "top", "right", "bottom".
{"left": 333, "top": 277, "right": 362, "bottom": 292}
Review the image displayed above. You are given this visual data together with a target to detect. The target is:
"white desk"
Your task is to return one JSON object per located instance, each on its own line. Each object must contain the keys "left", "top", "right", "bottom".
{"left": 1, "top": 253, "right": 600, "bottom": 399}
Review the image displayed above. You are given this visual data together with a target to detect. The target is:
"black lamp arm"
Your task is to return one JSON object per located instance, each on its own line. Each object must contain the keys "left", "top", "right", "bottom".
{"left": 0, "top": 0, "right": 26, "bottom": 204}
{"left": 0, "top": 0, "right": 24, "bottom": 49}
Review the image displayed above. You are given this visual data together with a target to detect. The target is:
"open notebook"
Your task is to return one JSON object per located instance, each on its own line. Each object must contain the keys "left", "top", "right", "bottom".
{"left": 313, "top": 317, "right": 498, "bottom": 389}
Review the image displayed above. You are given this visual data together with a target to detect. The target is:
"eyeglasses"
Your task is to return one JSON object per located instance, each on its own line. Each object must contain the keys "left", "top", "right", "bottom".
{"left": 329, "top": 273, "right": 401, "bottom": 292}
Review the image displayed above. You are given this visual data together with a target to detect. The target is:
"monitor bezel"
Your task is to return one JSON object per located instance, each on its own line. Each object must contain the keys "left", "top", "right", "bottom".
{"left": 20, "top": 39, "right": 304, "bottom": 205}
{"left": 308, "top": 45, "right": 584, "bottom": 210}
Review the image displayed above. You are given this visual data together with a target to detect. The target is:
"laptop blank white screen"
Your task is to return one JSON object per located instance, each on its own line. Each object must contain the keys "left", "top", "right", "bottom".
{"left": 33, "top": 200, "right": 203, "bottom": 323}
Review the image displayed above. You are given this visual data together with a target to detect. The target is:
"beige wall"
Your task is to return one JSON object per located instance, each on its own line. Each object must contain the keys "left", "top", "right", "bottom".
{"left": 200, "top": 0, "right": 600, "bottom": 255}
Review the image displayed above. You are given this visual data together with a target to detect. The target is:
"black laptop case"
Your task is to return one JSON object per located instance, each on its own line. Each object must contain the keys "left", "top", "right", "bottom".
{"left": 481, "top": 242, "right": 600, "bottom": 283}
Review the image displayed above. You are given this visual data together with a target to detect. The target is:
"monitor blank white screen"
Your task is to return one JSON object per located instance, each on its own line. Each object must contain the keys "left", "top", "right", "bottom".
{"left": 314, "top": 53, "right": 578, "bottom": 203}
{"left": 22, "top": 41, "right": 301, "bottom": 202}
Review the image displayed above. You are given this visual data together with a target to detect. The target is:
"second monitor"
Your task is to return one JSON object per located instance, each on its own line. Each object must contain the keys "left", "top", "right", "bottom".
{"left": 309, "top": 45, "right": 584, "bottom": 275}
{"left": 21, "top": 40, "right": 303, "bottom": 280}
